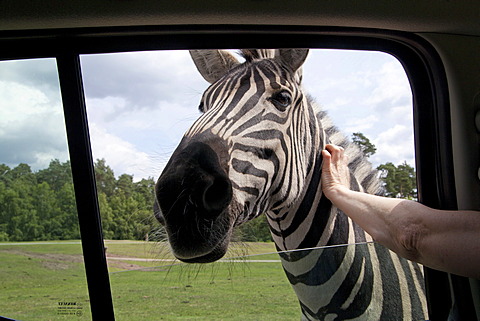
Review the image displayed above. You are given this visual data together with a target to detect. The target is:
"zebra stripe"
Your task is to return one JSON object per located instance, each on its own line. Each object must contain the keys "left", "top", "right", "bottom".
{"left": 175, "top": 49, "right": 427, "bottom": 320}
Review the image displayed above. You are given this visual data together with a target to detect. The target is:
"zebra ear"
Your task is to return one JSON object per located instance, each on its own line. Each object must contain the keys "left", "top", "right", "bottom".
{"left": 189, "top": 50, "right": 240, "bottom": 84}
{"left": 276, "top": 49, "right": 309, "bottom": 73}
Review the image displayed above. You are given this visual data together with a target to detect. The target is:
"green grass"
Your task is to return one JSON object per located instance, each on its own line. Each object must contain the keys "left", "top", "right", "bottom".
{"left": 0, "top": 241, "right": 91, "bottom": 320}
{"left": 0, "top": 241, "right": 300, "bottom": 320}
{"left": 110, "top": 263, "right": 298, "bottom": 320}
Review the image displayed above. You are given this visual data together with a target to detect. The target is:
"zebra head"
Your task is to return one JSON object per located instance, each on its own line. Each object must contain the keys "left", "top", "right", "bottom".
{"left": 155, "top": 49, "right": 323, "bottom": 263}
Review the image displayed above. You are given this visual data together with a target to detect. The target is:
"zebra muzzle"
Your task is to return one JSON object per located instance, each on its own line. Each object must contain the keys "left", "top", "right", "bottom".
{"left": 155, "top": 139, "right": 234, "bottom": 262}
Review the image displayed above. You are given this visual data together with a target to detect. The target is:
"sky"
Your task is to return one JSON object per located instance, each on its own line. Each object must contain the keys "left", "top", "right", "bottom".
{"left": 0, "top": 49, "right": 414, "bottom": 181}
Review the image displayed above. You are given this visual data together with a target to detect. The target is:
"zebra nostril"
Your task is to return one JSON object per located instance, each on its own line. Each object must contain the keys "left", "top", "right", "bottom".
{"left": 202, "top": 175, "right": 232, "bottom": 213}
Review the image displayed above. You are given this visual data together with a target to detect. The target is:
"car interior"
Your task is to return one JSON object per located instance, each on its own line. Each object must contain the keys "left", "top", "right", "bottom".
{"left": 1, "top": 1, "right": 479, "bottom": 320}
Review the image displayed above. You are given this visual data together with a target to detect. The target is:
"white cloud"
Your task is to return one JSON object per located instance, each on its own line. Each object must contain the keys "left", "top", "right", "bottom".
{"left": 0, "top": 80, "right": 69, "bottom": 170}
{"left": 344, "top": 115, "right": 379, "bottom": 134}
{"left": 88, "top": 123, "right": 158, "bottom": 181}
{"left": 80, "top": 51, "right": 206, "bottom": 112}
{"left": 366, "top": 61, "right": 412, "bottom": 109}
{"left": 0, "top": 80, "right": 49, "bottom": 120}
{"left": 80, "top": 51, "right": 206, "bottom": 180}
{"left": 370, "top": 124, "right": 415, "bottom": 167}
{"left": 0, "top": 58, "right": 61, "bottom": 102}
{"left": 85, "top": 95, "right": 201, "bottom": 180}
{"left": 304, "top": 51, "right": 414, "bottom": 167}
{"left": 318, "top": 97, "right": 352, "bottom": 112}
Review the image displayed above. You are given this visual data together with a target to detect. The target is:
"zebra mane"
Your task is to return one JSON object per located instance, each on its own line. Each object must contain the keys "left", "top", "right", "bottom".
{"left": 240, "top": 49, "right": 276, "bottom": 61}
{"left": 239, "top": 49, "right": 305, "bottom": 85}
{"left": 305, "top": 95, "right": 382, "bottom": 196}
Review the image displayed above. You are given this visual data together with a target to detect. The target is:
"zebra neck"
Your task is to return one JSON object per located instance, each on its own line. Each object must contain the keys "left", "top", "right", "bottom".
{"left": 269, "top": 151, "right": 383, "bottom": 320}
{"left": 266, "top": 148, "right": 396, "bottom": 320}
{"left": 269, "top": 150, "right": 342, "bottom": 253}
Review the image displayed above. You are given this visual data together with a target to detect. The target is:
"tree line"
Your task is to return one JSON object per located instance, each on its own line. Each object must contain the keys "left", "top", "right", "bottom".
{"left": 0, "top": 159, "right": 157, "bottom": 242}
{"left": 0, "top": 132, "right": 416, "bottom": 242}
{"left": 0, "top": 158, "right": 268, "bottom": 242}
{"left": 0, "top": 160, "right": 79, "bottom": 241}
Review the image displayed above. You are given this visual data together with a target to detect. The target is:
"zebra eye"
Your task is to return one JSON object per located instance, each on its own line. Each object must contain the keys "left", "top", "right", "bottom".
{"left": 269, "top": 91, "right": 292, "bottom": 111}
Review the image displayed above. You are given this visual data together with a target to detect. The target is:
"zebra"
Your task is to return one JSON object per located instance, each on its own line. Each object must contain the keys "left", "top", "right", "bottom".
{"left": 154, "top": 49, "right": 427, "bottom": 320}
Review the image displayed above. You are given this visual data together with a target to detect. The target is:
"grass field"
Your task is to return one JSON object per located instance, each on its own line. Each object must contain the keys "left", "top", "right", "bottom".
{"left": 0, "top": 241, "right": 300, "bottom": 320}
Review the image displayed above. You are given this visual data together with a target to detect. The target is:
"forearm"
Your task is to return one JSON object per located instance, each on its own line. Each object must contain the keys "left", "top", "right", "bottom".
{"left": 321, "top": 144, "right": 480, "bottom": 278}
{"left": 326, "top": 186, "right": 408, "bottom": 252}
{"left": 328, "top": 187, "right": 480, "bottom": 278}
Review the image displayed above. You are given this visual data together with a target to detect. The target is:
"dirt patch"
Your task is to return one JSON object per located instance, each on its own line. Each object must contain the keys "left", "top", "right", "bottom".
{"left": 107, "top": 253, "right": 145, "bottom": 270}
{"left": 1, "top": 248, "right": 84, "bottom": 270}
{"left": 2, "top": 248, "right": 82, "bottom": 260}
{"left": 40, "top": 260, "right": 72, "bottom": 270}
{"left": 105, "top": 252, "right": 132, "bottom": 258}
{"left": 106, "top": 259, "right": 148, "bottom": 271}
{"left": 105, "top": 253, "right": 161, "bottom": 271}
{"left": 1, "top": 248, "right": 162, "bottom": 272}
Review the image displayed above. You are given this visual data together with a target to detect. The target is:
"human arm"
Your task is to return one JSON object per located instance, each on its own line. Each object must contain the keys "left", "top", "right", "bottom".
{"left": 321, "top": 144, "right": 480, "bottom": 279}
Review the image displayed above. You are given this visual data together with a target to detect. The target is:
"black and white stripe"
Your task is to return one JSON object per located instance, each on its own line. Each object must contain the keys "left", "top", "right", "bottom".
{"left": 177, "top": 49, "right": 427, "bottom": 320}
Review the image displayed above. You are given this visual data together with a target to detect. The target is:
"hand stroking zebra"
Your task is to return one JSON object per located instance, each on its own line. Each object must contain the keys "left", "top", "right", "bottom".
{"left": 154, "top": 49, "right": 427, "bottom": 320}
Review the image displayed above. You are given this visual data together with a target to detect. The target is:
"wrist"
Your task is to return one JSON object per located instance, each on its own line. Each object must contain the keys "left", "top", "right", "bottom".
{"left": 324, "top": 184, "right": 352, "bottom": 205}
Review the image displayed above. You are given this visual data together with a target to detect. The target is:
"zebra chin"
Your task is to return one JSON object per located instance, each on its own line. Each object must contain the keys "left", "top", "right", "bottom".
{"left": 171, "top": 232, "right": 232, "bottom": 263}
{"left": 156, "top": 199, "right": 236, "bottom": 263}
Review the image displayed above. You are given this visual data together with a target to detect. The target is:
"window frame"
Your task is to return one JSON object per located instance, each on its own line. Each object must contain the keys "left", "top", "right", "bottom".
{"left": 0, "top": 25, "right": 471, "bottom": 320}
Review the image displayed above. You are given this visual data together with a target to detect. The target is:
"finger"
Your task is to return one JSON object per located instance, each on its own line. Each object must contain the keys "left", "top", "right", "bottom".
{"left": 322, "top": 147, "right": 332, "bottom": 158}
{"left": 331, "top": 146, "right": 344, "bottom": 163}
{"left": 325, "top": 144, "right": 335, "bottom": 153}
{"left": 325, "top": 144, "right": 343, "bottom": 153}
{"left": 321, "top": 149, "right": 332, "bottom": 169}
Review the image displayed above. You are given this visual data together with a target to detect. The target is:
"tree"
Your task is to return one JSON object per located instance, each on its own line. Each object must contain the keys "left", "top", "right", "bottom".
{"left": 236, "top": 215, "right": 272, "bottom": 242}
{"left": 94, "top": 159, "right": 116, "bottom": 197}
{"left": 33, "top": 182, "right": 63, "bottom": 240}
{"left": 352, "top": 132, "right": 377, "bottom": 158}
{"left": 98, "top": 192, "right": 115, "bottom": 239}
{"left": 0, "top": 161, "right": 79, "bottom": 241}
{"left": 3, "top": 179, "right": 42, "bottom": 241}
{"left": 108, "top": 190, "right": 142, "bottom": 240}
{"left": 56, "top": 182, "right": 80, "bottom": 239}
{"left": 134, "top": 178, "right": 156, "bottom": 205}
{"left": 36, "top": 159, "right": 73, "bottom": 192}
{"left": 5, "top": 163, "right": 36, "bottom": 185}
{"left": 0, "top": 181, "right": 10, "bottom": 241}
{"left": 377, "top": 161, "right": 417, "bottom": 199}
{"left": 0, "top": 164, "right": 10, "bottom": 179}
{"left": 116, "top": 174, "right": 134, "bottom": 197}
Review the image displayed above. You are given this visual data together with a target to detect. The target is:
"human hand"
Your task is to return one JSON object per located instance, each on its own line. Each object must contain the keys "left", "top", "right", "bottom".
{"left": 321, "top": 144, "right": 351, "bottom": 200}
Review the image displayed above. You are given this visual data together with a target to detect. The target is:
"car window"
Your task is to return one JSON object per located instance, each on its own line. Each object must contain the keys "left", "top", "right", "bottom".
{"left": 0, "top": 58, "right": 91, "bottom": 320}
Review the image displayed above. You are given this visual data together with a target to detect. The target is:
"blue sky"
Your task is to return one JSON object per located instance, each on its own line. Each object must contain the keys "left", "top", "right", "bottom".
{"left": 0, "top": 49, "right": 414, "bottom": 181}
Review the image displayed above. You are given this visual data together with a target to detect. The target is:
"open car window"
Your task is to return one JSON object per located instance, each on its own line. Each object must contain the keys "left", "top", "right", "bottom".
{"left": 77, "top": 49, "right": 421, "bottom": 319}
{"left": 0, "top": 58, "right": 91, "bottom": 320}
